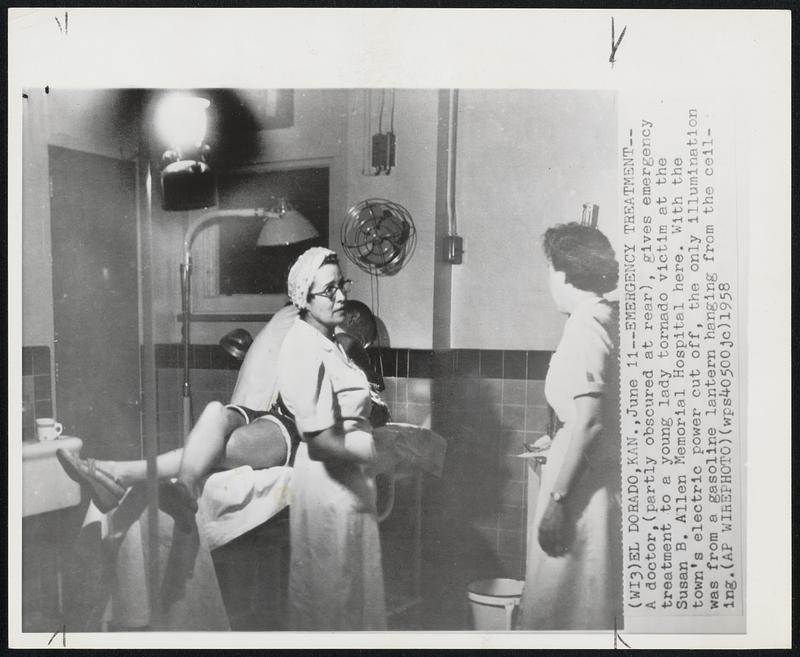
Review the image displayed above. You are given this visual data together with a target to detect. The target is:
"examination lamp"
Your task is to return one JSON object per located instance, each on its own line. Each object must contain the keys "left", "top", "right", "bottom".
{"left": 156, "top": 94, "right": 216, "bottom": 211}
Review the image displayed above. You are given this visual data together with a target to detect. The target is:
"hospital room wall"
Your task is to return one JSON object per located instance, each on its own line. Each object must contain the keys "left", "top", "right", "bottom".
{"left": 339, "top": 90, "right": 439, "bottom": 350}
{"left": 341, "top": 89, "right": 619, "bottom": 352}
{"left": 21, "top": 88, "right": 142, "bottom": 349}
{"left": 20, "top": 89, "right": 142, "bottom": 441}
{"left": 451, "top": 89, "right": 619, "bottom": 350}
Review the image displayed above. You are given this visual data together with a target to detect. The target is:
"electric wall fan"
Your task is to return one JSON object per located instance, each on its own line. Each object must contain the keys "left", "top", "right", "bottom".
{"left": 340, "top": 198, "right": 417, "bottom": 276}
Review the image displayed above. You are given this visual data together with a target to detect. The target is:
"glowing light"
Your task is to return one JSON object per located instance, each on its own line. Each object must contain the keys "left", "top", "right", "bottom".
{"left": 155, "top": 94, "right": 210, "bottom": 152}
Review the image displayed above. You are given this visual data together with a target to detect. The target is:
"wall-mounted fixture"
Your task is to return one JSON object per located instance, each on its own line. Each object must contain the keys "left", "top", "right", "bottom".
{"left": 156, "top": 93, "right": 216, "bottom": 211}
{"left": 580, "top": 202, "right": 599, "bottom": 228}
{"left": 362, "top": 89, "right": 397, "bottom": 176}
{"left": 443, "top": 89, "right": 464, "bottom": 265}
{"left": 179, "top": 200, "right": 317, "bottom": 438}
{"left": 340, "top": 198, "right": 417, "bottom": 276}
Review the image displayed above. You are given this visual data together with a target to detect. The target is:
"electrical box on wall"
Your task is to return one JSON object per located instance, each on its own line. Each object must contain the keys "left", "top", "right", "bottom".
{"left": 371, "top": 132, "right": 396, "bottom": 172}
{"left": 444, "top": 234, "right": 463, "bottom": 264}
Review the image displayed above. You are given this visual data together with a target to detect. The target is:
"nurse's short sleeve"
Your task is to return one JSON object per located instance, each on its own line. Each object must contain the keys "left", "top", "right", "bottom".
{"left": 562, "top": 312, "right": 612, "bottom": 399}
{"left": 277, "top": 329, "right": 336, "bottom": 435}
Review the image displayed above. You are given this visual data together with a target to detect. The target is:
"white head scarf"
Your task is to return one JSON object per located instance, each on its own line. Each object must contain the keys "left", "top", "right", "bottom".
{"left": 287, "top": 246, "right": 337, "bottom": 310}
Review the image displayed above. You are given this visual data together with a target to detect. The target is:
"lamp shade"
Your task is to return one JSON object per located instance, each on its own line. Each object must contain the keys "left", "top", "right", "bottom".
{"left": 257, "top": 200, "right": 319, "bottom": 246}
{"left": 161, "top": 159, "right": 217, "bottom": 211}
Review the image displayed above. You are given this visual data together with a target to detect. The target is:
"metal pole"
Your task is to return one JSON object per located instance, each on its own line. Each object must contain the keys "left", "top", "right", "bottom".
{"left": 179, "top": 209, "right": 267, "bottom": 440}
{"left": 140, "top": 158, "right": 162, "bottom": 625}
{"left": 180, "top": 259, "right": 192, "bottom": 440}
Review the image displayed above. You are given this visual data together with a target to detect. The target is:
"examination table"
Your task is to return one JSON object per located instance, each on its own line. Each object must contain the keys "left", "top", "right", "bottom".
{"left": 65, "top": 423, "right": 446, "bottom": 631}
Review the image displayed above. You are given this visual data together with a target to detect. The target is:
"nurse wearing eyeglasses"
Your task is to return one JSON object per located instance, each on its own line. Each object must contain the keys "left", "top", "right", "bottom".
{"left": 277, "top": 247, "right": 386, "bottom": 631}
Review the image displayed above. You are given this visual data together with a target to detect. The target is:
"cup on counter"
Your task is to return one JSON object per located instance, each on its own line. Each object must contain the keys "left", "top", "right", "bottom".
{"left": 36, "top": 418, "right": 64, "bottom": 441}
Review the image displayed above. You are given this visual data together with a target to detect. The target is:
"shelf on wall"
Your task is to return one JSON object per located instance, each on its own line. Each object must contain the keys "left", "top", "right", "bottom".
{"left": 177, "top": 313, "right": 274, "bottom": 323}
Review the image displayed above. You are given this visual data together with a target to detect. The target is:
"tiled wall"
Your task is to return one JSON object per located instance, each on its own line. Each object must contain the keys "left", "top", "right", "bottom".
{"left": 396, "top": 348, "right": 552, "bottom": 628}
{"left": 154, "top": 344, "right": 241, "bottom": 453}
{"left": 22, "top": 346, "right": 53, "bottom": 442}
{"left": 424, "top": 349, "right": 552, "bottom": 580}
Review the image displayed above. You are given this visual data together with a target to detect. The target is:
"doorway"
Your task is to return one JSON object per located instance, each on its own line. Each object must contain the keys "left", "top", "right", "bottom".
{"left": 49, "top": 146, "right": 141, "bottom": 460}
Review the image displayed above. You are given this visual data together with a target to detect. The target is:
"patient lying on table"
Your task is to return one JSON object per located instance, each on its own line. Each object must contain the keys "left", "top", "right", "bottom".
{"left": 57, "top": 299, "right": 390, "bottom": 532}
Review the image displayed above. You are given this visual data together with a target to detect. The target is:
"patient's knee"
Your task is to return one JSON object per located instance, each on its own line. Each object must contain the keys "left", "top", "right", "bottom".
{"left": 199, "top": 400, "right": 226, "bottom": 418}
{"left": 203, "top": 401, "right": 225, "bottom": 413}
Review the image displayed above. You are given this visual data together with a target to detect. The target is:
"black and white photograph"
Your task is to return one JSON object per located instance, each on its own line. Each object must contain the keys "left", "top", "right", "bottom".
{"left": 8, "top": 8, "right": 790, "bottom": 650}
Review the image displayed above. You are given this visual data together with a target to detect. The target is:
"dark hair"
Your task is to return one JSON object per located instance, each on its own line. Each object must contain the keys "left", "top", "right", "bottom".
{"left": 542, "top": 222, "right": 618, "bottom": 294}
{"left": 340, "top": 299, "right": 378, "bottom": 346}
{"left": 321, "top": 252, "right": 339, "bottom": 267}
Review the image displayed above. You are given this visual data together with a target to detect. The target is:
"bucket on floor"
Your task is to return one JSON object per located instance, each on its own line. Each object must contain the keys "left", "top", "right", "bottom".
{"left": 467, "top": 578, "right": 525, "bottom": 630}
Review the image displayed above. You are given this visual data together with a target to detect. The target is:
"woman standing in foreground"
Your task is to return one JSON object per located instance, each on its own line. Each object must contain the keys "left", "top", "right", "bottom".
{"left": 519, "top": 223, "right": 622, "bottom": 630}
{"left": 277, "top": 247, "right": 386, "bottom": 630}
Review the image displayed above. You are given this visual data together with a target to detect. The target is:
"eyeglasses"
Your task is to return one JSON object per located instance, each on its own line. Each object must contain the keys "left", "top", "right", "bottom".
{"left": 308, "top": 278, "right": 352, "bottom": 301}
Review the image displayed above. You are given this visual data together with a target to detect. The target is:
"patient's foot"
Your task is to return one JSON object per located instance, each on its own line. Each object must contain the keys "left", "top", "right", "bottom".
{"left": 159, "top": 479, "right": 198, "bottom": 533}
{"left": 56, "top": 449, "right": 126, "bottom": 513}
{"left": 92, "top": 460, "right": 131, "bottom": 488}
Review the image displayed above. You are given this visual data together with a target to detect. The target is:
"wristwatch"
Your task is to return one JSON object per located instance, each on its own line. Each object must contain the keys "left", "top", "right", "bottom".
{"left": 550, "top": 490, "right": 568, "bottom": 504}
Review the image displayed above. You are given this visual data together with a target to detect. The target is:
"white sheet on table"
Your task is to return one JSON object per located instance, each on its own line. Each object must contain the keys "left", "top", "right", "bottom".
{"left": 198, "top": 465, "right": 293, "bottom": 551}
{"left": 79, "top": 484, "right": 230, "bottom": 630}
{"left": 81, "top": 423, "right": 444, "bottom": 554}
{"left": 198, "top": 425, "right": 445, "bottom": 550}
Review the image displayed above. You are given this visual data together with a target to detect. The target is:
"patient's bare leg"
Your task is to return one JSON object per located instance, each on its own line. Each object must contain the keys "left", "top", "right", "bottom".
{"left": 220, "top": 420, "right": 289, "bottom": 470}
{"left": 93, "top": 402, "right": 245, "bottom": 489}
{"left": 176, "top": 401, "right": 246, "bottom": 498}
{"left": 96, "top": 450, "right": 184, "bottom": 488}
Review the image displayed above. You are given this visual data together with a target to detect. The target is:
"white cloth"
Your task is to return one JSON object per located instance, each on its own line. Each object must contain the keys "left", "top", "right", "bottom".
{"left": 277, "top": 318, "right": 386, "bottom": 630}
{"left": 199, "top": 423, "right": 447, "bottom": 551}
{"left": 286, "top": 246, "right": 336, "bottom": 310}
{"left": 199, "top": 466, "right": 293, "bottom": 551}
{"left": 229, "top": 304, "right": 298, "bottom": 410}
{"left": 519, "top": 296, "right": 622, "bottom": 630}
{"left": 78, "top": 487, "right": 229, "bottom": 631}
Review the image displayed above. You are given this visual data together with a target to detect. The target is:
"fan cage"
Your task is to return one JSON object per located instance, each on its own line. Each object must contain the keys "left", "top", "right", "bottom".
{"left": 340, "top": 198, "right": 417, "bottom": 276}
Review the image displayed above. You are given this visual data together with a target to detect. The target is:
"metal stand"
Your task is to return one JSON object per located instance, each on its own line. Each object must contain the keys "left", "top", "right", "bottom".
{"left": 178, "top": 209, "right": 267, "bottom": 440}
{"left": 384, "top": 470, "right": 424, "bottom": 619}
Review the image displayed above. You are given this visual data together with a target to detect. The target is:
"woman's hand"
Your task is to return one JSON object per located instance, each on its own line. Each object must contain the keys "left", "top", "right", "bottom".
{"left": 538, "top": 498, "right": 570, "bottom": 557}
